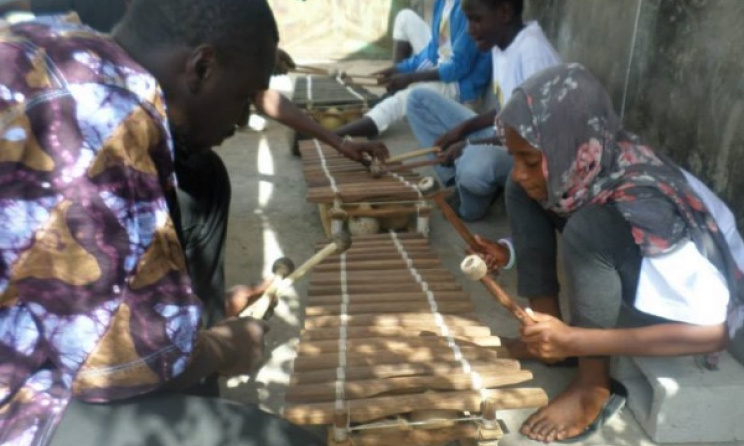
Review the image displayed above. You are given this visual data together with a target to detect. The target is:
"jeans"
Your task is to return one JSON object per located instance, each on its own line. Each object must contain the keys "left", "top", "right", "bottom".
{"left": 406, "top": 88, "right": 513, "bottom": 221}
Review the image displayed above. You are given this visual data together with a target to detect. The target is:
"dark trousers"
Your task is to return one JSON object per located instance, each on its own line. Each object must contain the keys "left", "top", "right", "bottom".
{"left": 505, "top": 178, "right": 668, "bottom": 328}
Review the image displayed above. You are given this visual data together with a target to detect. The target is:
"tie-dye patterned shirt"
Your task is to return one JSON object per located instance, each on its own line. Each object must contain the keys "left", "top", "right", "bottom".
{"left": 0, "top": 16, "right": 202, "bottom": 446}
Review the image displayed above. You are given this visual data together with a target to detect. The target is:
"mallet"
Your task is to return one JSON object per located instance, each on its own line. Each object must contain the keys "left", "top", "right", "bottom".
{"left": 238, "top": 257, "right": 295, "bottom": 320}
{"left": 225, "top": 232, "right": 353, "bottom": 389}
{"left": 369, "top": 147, "right": 441, "bottom": 178}
{"left": 241, "top": 232, "right": 353, "bottom": 320}
{"left": 461, "top": 255, "right": 535, "bottom": 326}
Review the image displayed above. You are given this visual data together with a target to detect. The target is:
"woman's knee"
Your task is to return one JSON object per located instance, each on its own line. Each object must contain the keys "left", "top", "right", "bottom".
{"left": 562, "top": 204, "right": 638, "bottom": 265}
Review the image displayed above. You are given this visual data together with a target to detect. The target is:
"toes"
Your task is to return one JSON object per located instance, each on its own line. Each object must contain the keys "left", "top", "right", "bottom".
{"left": 520, "top": 409, "right": 546, "bottom": 438}
{"left": 532, "top": 418, "right": 555, "bottom": 442}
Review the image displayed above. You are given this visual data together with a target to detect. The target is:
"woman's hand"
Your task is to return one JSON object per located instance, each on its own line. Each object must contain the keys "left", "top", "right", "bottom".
{"left": 519, "top": 311, "right": 577, "bottom": 360}
{"left": 467, "top": 235, "right": 510, "bottom": 272}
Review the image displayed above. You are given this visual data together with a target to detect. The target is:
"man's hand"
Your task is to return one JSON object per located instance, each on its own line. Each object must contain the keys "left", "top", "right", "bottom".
{"left": 337, "top": 139, "right": 389, "bottom": 164}
{"left": 385, "top": 73, "right": 414, "bottom": 93}
{"left": 433, "top": 126, "right": 466, "bottom": 151}
{"left": 520, "top": 311, "right": 577, "bottom": 361}
{"left": 224, "top": 282, "right": 272, "bottom": 318}
{"left": 274, "top": 48, "right": 296, "bottom": 75}
{"left": 437, "top": 140, "right": 467, "bottom": 167}
{"left": 373, "top": 66, "right": 397, "bottom": 84}
{"left": 206, "top": 317, "right": 269, "bottom": 376}
{"left": 466, "top": 235, "right": 510, "bottom": 273}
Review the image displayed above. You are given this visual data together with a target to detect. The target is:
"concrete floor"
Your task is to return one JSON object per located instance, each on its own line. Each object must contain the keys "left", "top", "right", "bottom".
{"left": 213, "top": 61, "right": 740, "bottom": 446}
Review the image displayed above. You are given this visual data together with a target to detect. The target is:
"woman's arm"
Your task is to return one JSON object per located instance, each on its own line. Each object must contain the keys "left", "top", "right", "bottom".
{"left": 521, "top": 312, "right": 727, "bottom": 359}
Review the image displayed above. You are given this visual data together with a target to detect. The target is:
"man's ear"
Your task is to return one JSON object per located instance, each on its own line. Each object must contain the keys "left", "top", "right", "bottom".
{"left": 185, "top": 45, "right": 218, "bottom": 94}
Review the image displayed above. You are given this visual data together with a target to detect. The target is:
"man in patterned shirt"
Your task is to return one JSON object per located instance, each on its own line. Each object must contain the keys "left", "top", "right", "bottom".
{"left": 0, "top": 1, "right": 323, "bottom": 445}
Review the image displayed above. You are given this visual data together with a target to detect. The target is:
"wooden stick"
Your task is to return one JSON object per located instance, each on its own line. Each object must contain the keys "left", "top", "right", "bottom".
{"left": 308, "top": 283, "right": 462, "bottom": 297}
{"left": 299, "top": 325, "right": 493, "bottom": 343}
{"left": 238, "top": 257, "right": 294, "bottom": 320}
{"left": 303, "top": 312, "right": 484, "bottom": 330}
{"left": 342, "top": 72, "right": 383, "bottom": 81}
{"left": 286, "top": 370, "right": 533, "bottom": 403}
{"left": 431, "top": 192, "right": 478, "bottom": 249}
{"left": 292, "top": 64, "right": 330, "bottom": 75}
{"left": 461, "top": 255, "right": 535, "bottom": 326}
{"left": 289, "top": 358, "right": 517, "bottom": 385}
{"left": 292, "top": 344, "right": 505, "bottom": 372}
{"left": 386, "top": 147, "right": 441, "bottom": 164}
{"left": 304, "top": 300, "right": 474, "bottom": 317}
{"left": 283, "top": 388, "right": 548, "bottom": 425}
{"left": 384, "top": 157, "right": 442, "bottom": 173}
{"left": 297, "top": 335, "right": 502, "bottom": 355}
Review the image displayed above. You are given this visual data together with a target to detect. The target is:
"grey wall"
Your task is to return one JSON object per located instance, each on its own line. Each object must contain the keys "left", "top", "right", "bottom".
{"left": 525, "top": 0, "right": 744, "bottom": 227}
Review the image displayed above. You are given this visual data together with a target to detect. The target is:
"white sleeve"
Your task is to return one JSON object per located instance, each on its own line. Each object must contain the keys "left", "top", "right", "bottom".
{"left": 635, "top": 241, "right": 729, "bottom": 326}
{"left": 682, "top": 170, "right": 744, "bottom": 271}
{"left": 634, "top": 171, "right": 742, "bottom": 326}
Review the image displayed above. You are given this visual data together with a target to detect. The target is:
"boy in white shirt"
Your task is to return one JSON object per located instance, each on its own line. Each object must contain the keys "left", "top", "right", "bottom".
{"left": 406, "top": 0, "right": 560, "bottom": 221}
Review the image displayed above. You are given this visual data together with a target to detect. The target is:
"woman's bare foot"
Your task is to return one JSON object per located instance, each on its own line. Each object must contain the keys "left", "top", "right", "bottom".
{"left": 521, "top": 379, "right": 610, "bottom": 442}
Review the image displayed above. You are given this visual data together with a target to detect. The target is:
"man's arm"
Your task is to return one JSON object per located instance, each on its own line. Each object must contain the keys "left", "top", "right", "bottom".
{"left": 253, "top": 89, "right": 388, "bottom": 162}
{"left": 434, "top": 108, "right": 499, "bottom": 150}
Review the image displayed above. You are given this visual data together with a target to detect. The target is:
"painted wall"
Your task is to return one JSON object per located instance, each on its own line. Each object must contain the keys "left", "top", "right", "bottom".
{"left": 269, "top": 0, "right": 424, "bottom": 60}
{"left": 525, "top": 0, "right": 744, "bottom": 227}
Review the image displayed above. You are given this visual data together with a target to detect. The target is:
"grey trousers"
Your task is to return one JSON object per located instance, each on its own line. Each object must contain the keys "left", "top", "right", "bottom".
{"left": 505, "top": 178, "right": 666, "bottom": 328}
{"left": 50, "top": 395, "right": 323, "bottom": 446}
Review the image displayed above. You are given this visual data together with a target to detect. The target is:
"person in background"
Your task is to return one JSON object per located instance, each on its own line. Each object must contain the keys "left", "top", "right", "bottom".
{"left": 333, "top": 0, "right": 491, "bottom": 138}
{"left": 472, "top": 63, "right": 742, "bottom": 443}
{"left": 391, "top": 7, "right": 432, "bottom": 63}
{"left": 406, "top": 0, "right": 560, "bottom": 221}
{"left": 0, "top": 1, "right": 324, "bottom": 445}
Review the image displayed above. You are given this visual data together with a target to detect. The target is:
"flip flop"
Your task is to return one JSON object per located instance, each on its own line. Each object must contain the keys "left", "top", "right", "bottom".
{"left": 556, "top": 379, "right": 628, "bottom": 444}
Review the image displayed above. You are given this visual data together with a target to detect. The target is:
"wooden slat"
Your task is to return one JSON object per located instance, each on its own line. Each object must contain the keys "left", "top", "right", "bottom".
{"left": 283, "top": 388, "right": 549, "bottom": 424}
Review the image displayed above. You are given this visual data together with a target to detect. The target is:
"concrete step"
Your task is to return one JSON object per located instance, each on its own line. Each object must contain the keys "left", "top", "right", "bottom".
{"left": 612, "top": 353, "right": 744, "bottom": 443}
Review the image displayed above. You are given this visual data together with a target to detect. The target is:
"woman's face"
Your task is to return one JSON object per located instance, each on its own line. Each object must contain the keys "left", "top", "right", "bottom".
{"left": 505, "top": 126, "right": 548, "bottom": 201}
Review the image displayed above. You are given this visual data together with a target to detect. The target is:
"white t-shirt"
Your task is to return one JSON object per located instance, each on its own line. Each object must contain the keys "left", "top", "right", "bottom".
{"left": 634, "top": 171, "right": 743, "bottom": 326}
{"left": 490, "top": 21, "right": 561, "bottom": 110}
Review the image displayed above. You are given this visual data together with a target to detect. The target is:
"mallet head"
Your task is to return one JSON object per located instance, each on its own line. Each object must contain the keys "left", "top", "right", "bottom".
{"left": 272, "top": 257, "right": 295, "bottom": 277}
{"left": 331, "top": 230, "right": 353, "bottom": 254}
{"left": 369, "top": 159, "right": 384, "bottom": 178}
{"left": 417, "top": 176, "right": 438, "bottom": 194}
{"left": 461, "top": 254, "right": 488, "bottom": 281}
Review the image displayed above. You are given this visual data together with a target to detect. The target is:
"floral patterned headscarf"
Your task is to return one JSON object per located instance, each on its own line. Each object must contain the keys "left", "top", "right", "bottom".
{"left": 497, "top": 63, "right": 743, "bottom": 363}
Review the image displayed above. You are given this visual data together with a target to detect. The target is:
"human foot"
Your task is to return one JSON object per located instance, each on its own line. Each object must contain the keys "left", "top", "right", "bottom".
{"left": 520, "top": 378, "right": 616, "bottom": 443}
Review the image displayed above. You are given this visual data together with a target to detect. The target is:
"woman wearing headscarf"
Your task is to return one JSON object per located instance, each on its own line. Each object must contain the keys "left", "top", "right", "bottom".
{"left": 472, "top": 63, "right": 744, "bottom": 442}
